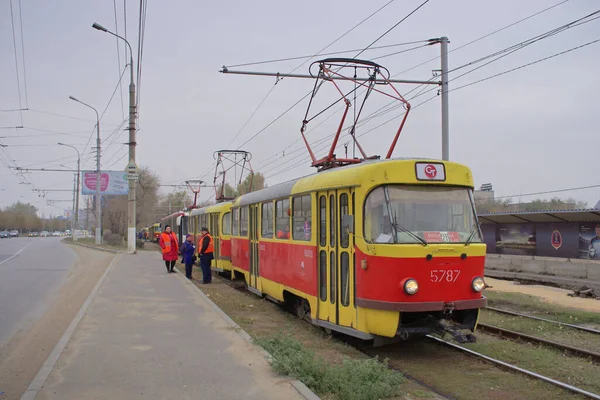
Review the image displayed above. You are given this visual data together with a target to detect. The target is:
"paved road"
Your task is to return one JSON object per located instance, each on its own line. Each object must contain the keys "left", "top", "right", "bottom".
{"left": 0, "top": 236, "right": 77, "bottom": 347}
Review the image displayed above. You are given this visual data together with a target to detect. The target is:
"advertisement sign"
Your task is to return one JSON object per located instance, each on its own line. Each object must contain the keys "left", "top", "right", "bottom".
{"left": 81, "top": 171, "right": 129, "bottom": 195}
{"left": 579, "top": 223, "right": 600, "bottom": 260}
{"left": 496, "top": 223, "right": 536, "bottom": 256}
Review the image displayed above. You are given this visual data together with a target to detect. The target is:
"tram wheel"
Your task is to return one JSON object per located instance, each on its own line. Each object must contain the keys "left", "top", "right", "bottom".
{"left": 294, "top": 298, "right": 311, "bottom": 323}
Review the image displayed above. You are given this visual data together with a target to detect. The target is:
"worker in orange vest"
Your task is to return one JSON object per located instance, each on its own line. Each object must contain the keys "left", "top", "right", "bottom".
{"left": 277, "top": 224, "right": 290, "bottom": 239}
{"left": 159, "top": 225, "right": 179, "bottom": 273}
{"left": 198, "top": 226, "right": 214, "bottom": 283}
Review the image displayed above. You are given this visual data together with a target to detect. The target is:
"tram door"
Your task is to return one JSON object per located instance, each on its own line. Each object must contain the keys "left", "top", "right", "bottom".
{"left": 337, "top": 189, "right": 355, "bottom": 327}
{"left": 248, "top": 204, "right": 260, "bottom": 290}
{"left": 316, "top": 191, "right": 337, "bottom": 323}
{"left": 211, "top": 213, "right": 220, "bottom": 269}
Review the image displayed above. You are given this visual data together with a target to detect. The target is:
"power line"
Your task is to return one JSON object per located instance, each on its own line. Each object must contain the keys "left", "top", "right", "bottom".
{"left": 484, "top": 184, "right": 600, "bottom": 201}
{"left": 17, "top": 0, "right": 28, "bottom": 109}
{"left": 9, "top": 0, "right": 23, "bottom": 125}
{"left": 113, "top": 0, "right": 125, "bottom": 120}
{"left": 352, "top": 0, "right": 430, "bottom": 59}
{"left": 224, "top": 40, "right": 429, "bottom": 69}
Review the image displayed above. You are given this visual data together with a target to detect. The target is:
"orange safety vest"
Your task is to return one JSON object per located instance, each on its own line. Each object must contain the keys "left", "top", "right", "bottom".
{"left": 199, "top": 233, "right": 214, "bottom": 254}
{"left": 160, "top": 232, "right": 176, "bottom": 254}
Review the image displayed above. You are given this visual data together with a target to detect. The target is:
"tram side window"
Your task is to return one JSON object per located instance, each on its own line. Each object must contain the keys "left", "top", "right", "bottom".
{"left": 240, "top": 206, "right": 249, "bottom": 236}
{"left": 222, "top": 212, "right": 231, "bottom": 235}
{"left": 293, "top": 195, "right": 312, "bottom": 241}
{"left": 340, "top": 194, "right": 349, "bottom": 248}
{"left": 319, "top": 195, "right": 326, "bottom": 247}
{"left": 232, "top": 208, "right": 239, "bottom": 236}
{"left": 275, "top": 198, "right": 290, "bottom": 239}
{"left": 261, "top": 202, "right": 274, "bottom": 238}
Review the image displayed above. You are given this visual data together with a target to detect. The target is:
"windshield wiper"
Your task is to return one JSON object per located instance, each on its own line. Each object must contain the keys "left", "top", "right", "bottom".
{"left": 464, "top": 223, "right": 479, "bottom": 246}
{"left": 392, "top": 222, "right": 428, "bottom": 246}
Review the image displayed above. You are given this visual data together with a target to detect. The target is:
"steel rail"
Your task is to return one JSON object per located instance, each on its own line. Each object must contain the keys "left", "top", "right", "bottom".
{"left": 486, "top": 306, "right": 600, "bottom": 335}
{"left": 477, "top": 323, "right": 600, "bottom": 363}
{"left": 428, "top": 335, "right": 600, "bottom": 400}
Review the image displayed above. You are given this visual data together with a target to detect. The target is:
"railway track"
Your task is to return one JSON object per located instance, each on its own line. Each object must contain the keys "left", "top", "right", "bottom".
{"left": 428, "top": 335, "right": 600, "bottom": 400}
{"left": 485, "top": 306, "right": 600, "bottom": 335}
{"left": 477, "top": 323, "right": 600, "bottom": 363}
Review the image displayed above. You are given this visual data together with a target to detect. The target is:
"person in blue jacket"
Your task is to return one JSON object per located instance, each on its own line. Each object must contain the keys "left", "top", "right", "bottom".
{"left": 180, "top": 234, "right": 196, "bottom": 279}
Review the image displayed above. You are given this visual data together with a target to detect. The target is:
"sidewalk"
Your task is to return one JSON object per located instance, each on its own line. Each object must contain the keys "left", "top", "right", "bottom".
{"left": 31, "top": 251, "right": 309, "bottom": 400}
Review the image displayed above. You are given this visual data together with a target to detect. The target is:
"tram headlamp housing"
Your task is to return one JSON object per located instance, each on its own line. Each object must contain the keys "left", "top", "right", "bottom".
{"left": 404, "top": 279, "right": 419, "bottom": 295}
{"left": 472, "top": 276, "right": 486, "bottom": 292}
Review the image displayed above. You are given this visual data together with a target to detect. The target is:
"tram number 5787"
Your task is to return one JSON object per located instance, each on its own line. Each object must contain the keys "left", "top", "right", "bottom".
{"left": 430, "top": 269, "right": 461, "bottom": 283}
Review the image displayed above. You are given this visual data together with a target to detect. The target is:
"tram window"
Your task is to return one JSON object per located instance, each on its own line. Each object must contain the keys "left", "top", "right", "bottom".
{"left": 222, "top": 212, "right": 231, "bottom": 235}
{"left": 319, "top": 195, "right": 326, "bottom": 247}
{"left": 341, "top": 252, "right": 349, "bottom": 306}
{"left": 293, "top": 195, "right": 312, "bottom": 241}
{"left": 329, "top": 195, "right": 336, "bottom": 247}
{"left": 240, "top": 206, "right": 249, "bottom": 236}
{"left": 329, "top": 251, "right": 336, "bottom": 304}
{"left": 352, "top": 192, "right": 355, "bottom": 246}
{"left": 261, "top": 202, "right": 274, "bottom": 238}
{"left": 340, "top": 193, "right": 349, "bottom": 248}
{"left": 232, "top": 208, "right": 239, "bottom": 236}
{"left": 319, "top": 251, "right": 327, "bottom": 301}
{"left": 275, "top": 198, "right": 290, "bottom": 240}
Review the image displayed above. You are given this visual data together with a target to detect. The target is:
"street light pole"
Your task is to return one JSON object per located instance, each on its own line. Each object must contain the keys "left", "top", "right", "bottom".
{"left": 58, "top": 142, "right": 81, "bottom": 242}
{"left": 93, "top": 22, "right": 137, "bottom": 254}
{"left": 68, "top": 96, "right": 102, "bottom": 244}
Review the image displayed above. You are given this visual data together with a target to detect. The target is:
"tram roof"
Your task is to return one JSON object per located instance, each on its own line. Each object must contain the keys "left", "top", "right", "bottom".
{"left": 478, "top": 209, "right": 600, "bottom": 224}
{"left": 160, "top": 211, "right": 186, "bottom": 221}
{"left": 236, "top": 157, "right": 469, "bottom": 206}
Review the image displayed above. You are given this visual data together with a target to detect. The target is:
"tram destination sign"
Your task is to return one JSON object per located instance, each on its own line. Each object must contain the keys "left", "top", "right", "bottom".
{"left": 415, "top": 162, "right": 446, "bottom": 181}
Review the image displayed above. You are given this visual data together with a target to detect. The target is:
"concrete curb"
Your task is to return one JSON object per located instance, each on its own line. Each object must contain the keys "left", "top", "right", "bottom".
{"left": 21, "top": 253, "right": 121, "bottom": 400}
{"left": 63, "top": 240, "right": 120, "bottom": 254}
{"left": 173, "top": 270, "right": 321, "bottom": 400}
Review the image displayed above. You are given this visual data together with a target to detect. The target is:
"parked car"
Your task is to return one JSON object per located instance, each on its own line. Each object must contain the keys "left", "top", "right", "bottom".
{"left": 40, "top": 231, "right": 49, "bottom": 237}
{"left": 52, "top": 231, "right": 61, "bottom": 237}
{"left": 0, "top": 231, "right": 9, "bottom": 239}
{"left": 28, "top": 231, "right": 40, "bottom": 237}
{"left": 9, "top": 230, "right": 19, "bottom": 238}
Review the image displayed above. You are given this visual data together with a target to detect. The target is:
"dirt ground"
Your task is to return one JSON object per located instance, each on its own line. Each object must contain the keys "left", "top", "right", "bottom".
{"left": 485, "top": 277, "right": 600, "bottom": 312}
{"left": 0, "top": 245, "right": 114, "bottom": 400}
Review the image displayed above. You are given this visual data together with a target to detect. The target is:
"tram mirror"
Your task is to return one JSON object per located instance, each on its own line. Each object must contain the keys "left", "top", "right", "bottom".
{"left": 342, "top": 215, "right": 354, "bottom": 234}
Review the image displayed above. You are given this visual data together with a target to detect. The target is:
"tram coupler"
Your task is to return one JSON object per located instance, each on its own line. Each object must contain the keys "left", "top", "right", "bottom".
{"left": 436, "top": 319, "right": 477, "bottom": 344}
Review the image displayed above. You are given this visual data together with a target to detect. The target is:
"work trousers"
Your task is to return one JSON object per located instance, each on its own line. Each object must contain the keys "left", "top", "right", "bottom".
{"left": 164, "top": 260, "right": 176, "bottom": 272}
{"left": 200, "top": 254, "right": 213, "bottom": 283}
{"left": 185, "top": 262, "right": 194, "bottom": 279}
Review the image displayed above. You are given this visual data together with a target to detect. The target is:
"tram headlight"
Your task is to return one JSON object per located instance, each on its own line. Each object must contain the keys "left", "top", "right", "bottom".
{"left": 404, "top": 279, "right": 419, "bottom": 295}
{"left": 472, "top": 276, "right": 486, "bottom": 292}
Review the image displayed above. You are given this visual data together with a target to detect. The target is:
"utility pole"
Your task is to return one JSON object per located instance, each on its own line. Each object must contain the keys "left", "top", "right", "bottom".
{"left": 58, "top": 142, "right": 81, "bottom": 241}
{"left": 69, "top": 96, "right": 101, "bottom": 243}
{"left": 93, "top": 22, "right": 137, "bottom": 254}
{"left": 440, "top": 36, "right": 450, "bottom": 161}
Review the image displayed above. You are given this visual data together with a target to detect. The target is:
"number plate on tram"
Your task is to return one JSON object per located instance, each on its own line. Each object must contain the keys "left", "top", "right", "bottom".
{"left": 430, "top": 269, "right": 461, "bottom": 283}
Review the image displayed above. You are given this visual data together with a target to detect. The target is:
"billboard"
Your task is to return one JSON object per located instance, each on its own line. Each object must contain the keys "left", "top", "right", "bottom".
{"left": 82, "top": 171, "right": 129, "bottom": 195}
{"left": 496, "top": 223, "right": 536, "bottom": 256}
{"left": 579, "top": 223, "right": 600, "bottom": 260}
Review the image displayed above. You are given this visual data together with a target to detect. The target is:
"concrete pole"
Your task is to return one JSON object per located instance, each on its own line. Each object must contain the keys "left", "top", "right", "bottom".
{"left": 74, "top": 155, "right": 80, "bottom": 241}
{"left": 71, "top": 172, "right": 76, "bottom": 232}
{"left": 96, "top": 118, "right": 102, "bottom": 245}
{"left": 440, "top": 36, "right": 450, "bottom": 161}
{"left": 127, "top": 54, "right": 137, "bottom": 254}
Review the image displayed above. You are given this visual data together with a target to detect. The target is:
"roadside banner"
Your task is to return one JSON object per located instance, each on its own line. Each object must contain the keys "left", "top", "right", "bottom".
{"left": 81, "top": 171, "right": 129, "bottom": 195}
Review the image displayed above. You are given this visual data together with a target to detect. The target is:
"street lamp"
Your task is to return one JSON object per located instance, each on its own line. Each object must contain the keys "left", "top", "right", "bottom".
{"left": 58, "top": 142, "right": 81, "bottom": 242}
{"left": 93, "top": 22, "right": 137, "bottom": 254}
{"left": 69, "top": 95, "right": 102, "bottom": 245}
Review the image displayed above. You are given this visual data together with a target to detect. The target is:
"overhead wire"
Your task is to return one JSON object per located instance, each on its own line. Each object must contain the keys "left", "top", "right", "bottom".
{"left": 17, "top": 0, "right": 28, "bottom": 109}
{"left": 9, "top": 0, "right": 24, "bottom": 125}
{"left": 113, "top": 0, "right": 126, "bottom": 120}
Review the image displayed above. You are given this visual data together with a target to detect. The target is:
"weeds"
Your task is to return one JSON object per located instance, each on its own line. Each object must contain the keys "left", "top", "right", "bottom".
{"left": 258, "top": 333, "right": 404, "bottom": 400}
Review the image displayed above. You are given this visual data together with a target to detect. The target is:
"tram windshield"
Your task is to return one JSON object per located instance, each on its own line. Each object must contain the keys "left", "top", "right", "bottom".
{"left": 364, "top": 185, "right": 482, "bottom": 244}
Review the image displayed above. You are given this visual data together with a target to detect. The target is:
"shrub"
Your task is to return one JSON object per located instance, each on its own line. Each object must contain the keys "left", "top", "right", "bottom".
{"left": 257, "top": 333, "right": 404, "bottom": 400}
{"left": 105, "top": 233, "right": 123, "bottom": 247}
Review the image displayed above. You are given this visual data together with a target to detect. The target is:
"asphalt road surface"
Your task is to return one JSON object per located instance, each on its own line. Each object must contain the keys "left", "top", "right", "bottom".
{"left": 0, "top": 236, "right": 76, "bottom": 347}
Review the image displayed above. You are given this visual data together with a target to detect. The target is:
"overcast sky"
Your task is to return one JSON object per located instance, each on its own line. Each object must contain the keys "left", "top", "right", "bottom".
{"left": 1, "top": 0, "right": 599, "bottom": 217}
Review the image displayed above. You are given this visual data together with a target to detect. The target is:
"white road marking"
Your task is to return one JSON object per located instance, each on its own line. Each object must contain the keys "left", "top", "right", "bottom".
{"left": 0, "top": 243, "right": 32, "bottom": 267}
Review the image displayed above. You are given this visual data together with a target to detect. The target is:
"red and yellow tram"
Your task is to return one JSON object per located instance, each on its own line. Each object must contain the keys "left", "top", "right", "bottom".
{"left": 227, "top": 158, "right": 486, "bottom": 342}
{"left": 190, "top": 201, "right": 233, "bottom": 276}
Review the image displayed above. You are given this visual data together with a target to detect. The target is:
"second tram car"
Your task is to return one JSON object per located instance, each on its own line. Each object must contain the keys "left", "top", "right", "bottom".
{"left": 190, "top": 202, "right": 233, "bottom": 276}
